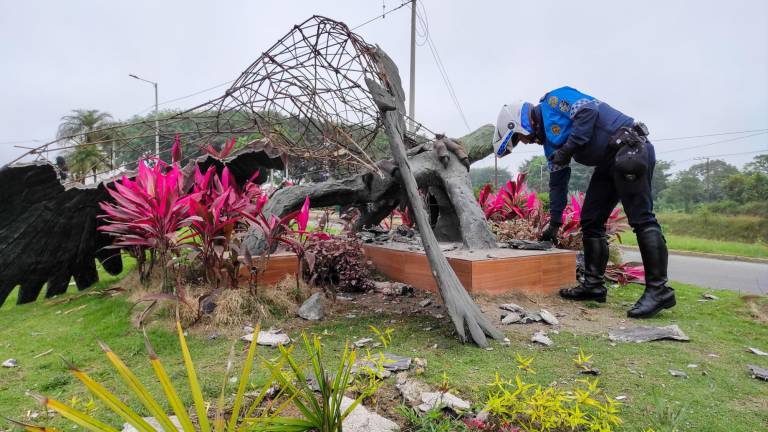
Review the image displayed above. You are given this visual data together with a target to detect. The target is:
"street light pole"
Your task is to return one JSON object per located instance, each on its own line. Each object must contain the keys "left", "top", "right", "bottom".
{"left": 129, "top": 73, "right": 159, "bottom": 157}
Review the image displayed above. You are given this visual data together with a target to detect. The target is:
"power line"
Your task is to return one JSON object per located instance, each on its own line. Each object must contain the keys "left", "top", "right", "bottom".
{"left": 670, "top": 149, "right": 766, "bottom": 164}
{"left": 657, "top": 130, "right": 768, "bottom": 154}
{"left": 416, "top": 4, "right": 472, "bottom": 132}
{"left": 653, "top": 128, "right": 768, "bottom": 141}
{"left": 351, "top": 0, "right": 412, "bottom": 30}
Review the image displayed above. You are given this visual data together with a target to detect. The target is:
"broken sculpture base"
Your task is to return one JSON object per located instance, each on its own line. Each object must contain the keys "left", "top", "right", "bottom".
{"left": 363, "top": 242, "right": 577, "bottom": 296}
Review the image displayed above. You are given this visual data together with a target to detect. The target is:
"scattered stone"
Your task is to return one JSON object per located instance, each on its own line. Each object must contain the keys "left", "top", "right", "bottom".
{"left": 608, "top": 325, "right": 690, "bottom": 343}
{"left": 747, "top": 364, "right": 768, "bottom": 381}
{"left": 501, "top": 313, "right": 522, "bottom": 325}
{"left": 346, "top": 314, "right": 357, "bottom": 319}
{"left": 520, "top": 311, "right": 542, "bottom": 324}
{"left": 707, "top": 353, "right": 719, "bottom": 358}
{"left": 207, "top": 333, "right": 219, "bottom": 340}
{"left": 354, "top": 338, "right": 373, "bottom": 348}
{"left": 417, "top": 391, "right": 471, "bottom": 412}
{"left": 687, "top": 364, "right": 699, "bottom": 369}
{"left": 414, "top": 357, "right": 427, "bottom": 369}
{"left": 501, "top": 337, "right": 511, "bottom": 346}
{"left": 433, "top": 314, "right": 444, "bottom": 319}
{"left": 396, "top": 373, "right": 432, "bottom": 406}
{"left": 500, "top": 303, "right": 525, "bottom": 313}
{"left": 297, "top": 293, "right": 324, "bottom": 321}
{"left": 579, "top": 366, "right": 601, "bottom": 376}
{"left": 340, "top": 396, "right": 400, "bottom": 431}
{"left": 748, "top": 347, "right": 768, "bottom": 356}
{"left": 419, "top": 299, "right": 432, "bottom": 308}
{"left": 2, "top": 359, "right": 17, "bottom": 368}
{"left": 539, "top": 309, "right": 559, "bottom": 326}
{"left": 337, "top": 294, "right": 354, "bottom": 301}
{"left": 122, "top": 416, "right": 183, "bottom": 432}
{"left": 241, "top": 329, "right": 291, "bottom": 347}
{"left": 669, "top": 369, "right": 688, "bottom": 378}
{"left": 353, "top": 353, "right": 411, "bottom": 376}
{"left": 531, "top": 331, "right": 553, "bottom": 347}
{"left": 615, "top": 395, "right": 627, "bottom": 401}
{"left": 374, "top": 280, "right": 414, "bottom": 296}
{"left": 702, "top": 293, "right": 720, "bottom": 301}
{"left": 243, "top": 325, "right": 254, "bottom": 334}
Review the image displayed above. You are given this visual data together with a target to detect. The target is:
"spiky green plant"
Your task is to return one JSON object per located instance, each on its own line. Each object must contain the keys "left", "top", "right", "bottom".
{"left": 251, "top": 334, "right": 366, "bottom": 432}
{"left": 7, "top": 322, "right": 296, "bottom": 432}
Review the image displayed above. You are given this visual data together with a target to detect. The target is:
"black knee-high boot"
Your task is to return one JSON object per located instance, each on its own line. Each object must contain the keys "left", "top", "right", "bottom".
{"left": 560, "top": 236, "right": 608, "bottom": 302}
{"left": 627, "top": 226, "right": 676, "bottom": 318}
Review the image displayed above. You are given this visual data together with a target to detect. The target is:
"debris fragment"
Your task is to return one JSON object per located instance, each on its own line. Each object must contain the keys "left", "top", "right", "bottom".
{"left": 499, "top": 303, "right": 525, "bottom": 313}
{"left": 354, "top": 338, "right": 373, "bottom": 348}
{"left": 747, "top": 364, "right": 768, "bottom": 381}
{"left": 501, "top": 313, "right": 522, "bottom": 325}
{"left": 531, "top": 331, "right": 554, "bottom": 347}
{"left": 341, "top": 396, "right": 400, "bottom": 431}
{"left": 608, "top": 325, "right": 690, "bottom": 343}
{"left": 240, "top": 329, "right": 291, "bottom": 347}
{"left": 669, "top": 369, "right": 688, "bottom": 378}
{"left": 297, "top": 293, "right": 324, "bottom": 321}
{"left": 122, "top": 416, "right": 183, "bottom": 432}
{"left": 748, "top": 347, "right": 768, "bottom": 356}
{"left": 373, "top": 281, "right": 413, "bottom": 296}
{"left": 539, "top": 309, "right": 559, "bottom": 326}
{"left": 418, "top": 299, "right": 432, "bottom": 308}
{"left": 702, "top": 293, "right": 719, "bottom": 301}
{"left": 396, "top": 373, "right": 432, "bottom": 406}
{"left": 32, "top": 349, "right": 53, "bottom": 359}
{"left": 2, "top": 358, "right": 17, "bottom": 368}
{"left": 417, "top": 392, "right": 471, "bottom": 412}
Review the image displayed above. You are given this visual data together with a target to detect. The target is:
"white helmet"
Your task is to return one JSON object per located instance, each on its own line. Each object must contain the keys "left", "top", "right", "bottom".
{"left": 493, "top": 101, "right": 534, "bottom": 157}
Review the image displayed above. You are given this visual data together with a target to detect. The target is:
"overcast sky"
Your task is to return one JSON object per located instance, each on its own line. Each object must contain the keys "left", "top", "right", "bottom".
{"left": 1, "top": 0, "right": 766, "bottom": 173}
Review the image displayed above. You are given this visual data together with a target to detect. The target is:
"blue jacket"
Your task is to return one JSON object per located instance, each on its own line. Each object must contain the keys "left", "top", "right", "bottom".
{"left": 535, "top": 86, "right": 634, "bottom": 224}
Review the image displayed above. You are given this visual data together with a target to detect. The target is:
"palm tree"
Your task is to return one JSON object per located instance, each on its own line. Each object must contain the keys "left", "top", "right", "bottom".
{"left": 57, "top": 109, "right": 117, "bottom": 176}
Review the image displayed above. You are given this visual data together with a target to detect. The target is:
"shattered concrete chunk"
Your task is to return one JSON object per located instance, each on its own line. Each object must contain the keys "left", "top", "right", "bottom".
{"left": 417, "top": 391, "right": 471, "bottom": 412}
{"left": 122, "top": 416, "right": 183, "bottom": 432}
{"left": 748, "top": 347, "right": 768, "bottom": 356}
{"left": 539, "top": 309, "right": 559, "bottom": 326}
{"left": 499, "top": 303, "right": 525, "bottom": 313}
{"left": 354, "top": 338, "right": 373, "bottom": 348}
{"left": 2, "top": 358, "right": 17, "bottom": 368}
{"left": 747, "top": 364, "right": 768, "bottom": 381}
{"left": 531, "top": 330, "right": 553, "bottom": 347}
{"left": 297, "top": 293, "right": 324, "bottom": 321}
{"left": 501, "top": 312, "right": 522, "bottom": 324}
{"left": 608, "top": 325, "right": 690, "bottom": 343}
{"left": 396, "top": 373, "right": 432, "bottom": 406}
{"left": 241, "top": 329, "right": 291, "bottom": 347}
{"left": 419, "top": 299, "right": 432, "bottom": 308}
{"left": 341, "top": 396, "right": 400, "bottom": 431}
{"left": 669, "top": 369, "right": 688, "bottom": 378}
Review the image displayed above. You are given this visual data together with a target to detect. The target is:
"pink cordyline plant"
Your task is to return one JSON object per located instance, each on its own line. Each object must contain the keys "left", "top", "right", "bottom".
{"left": 181, "top": 165, "right": 264, "bottom": 287}
{"left": 98, "top": 159, "right": 196, "bottom": 290}
{"left": 559, "top": 192, "right": 630, "bottom": 240}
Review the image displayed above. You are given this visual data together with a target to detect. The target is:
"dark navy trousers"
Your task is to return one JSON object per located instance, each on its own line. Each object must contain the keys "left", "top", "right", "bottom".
{"left": 580, "top": 142, "right": 661, "bottom": 239}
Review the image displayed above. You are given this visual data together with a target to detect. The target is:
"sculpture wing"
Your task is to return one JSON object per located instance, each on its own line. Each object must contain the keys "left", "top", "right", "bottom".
{"left": 0, "top": 143, "right": 285, "bottom": 306}
{"left": 0, "top": 162, "right": 122, "bottom": 306}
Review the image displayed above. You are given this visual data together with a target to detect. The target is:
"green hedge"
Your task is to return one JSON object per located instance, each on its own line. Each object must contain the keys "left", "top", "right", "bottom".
{"left": 657, "top": 212, "right": 768, "bottom": 243}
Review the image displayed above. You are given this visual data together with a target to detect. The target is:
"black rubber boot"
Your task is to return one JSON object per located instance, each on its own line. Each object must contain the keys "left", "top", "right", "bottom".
{"left": 560, "top": 236, "right": 608, "bottom": 302}
{"left": 628, "top": 227, "right": 676, "bottom": 318}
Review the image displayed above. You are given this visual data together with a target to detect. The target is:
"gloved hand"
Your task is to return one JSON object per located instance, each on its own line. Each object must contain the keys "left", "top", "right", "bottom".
{"left": 548, "top": 148, "right": 572, "bottom": 166}
{"left": 539, "top": 222, "right": 562, "bottom": 243}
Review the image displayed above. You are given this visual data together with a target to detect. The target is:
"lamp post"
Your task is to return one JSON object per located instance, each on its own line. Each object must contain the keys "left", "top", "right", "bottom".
{"left": 128, "top": 73, "right": 159, "bottom": 157}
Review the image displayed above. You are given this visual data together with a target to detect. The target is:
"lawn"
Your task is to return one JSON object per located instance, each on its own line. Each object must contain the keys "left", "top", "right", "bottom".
{"left": 620, "top": 233, "right": 768, "bottom": 259}
{"left": 1, "top": 268, "right": 767, "bottom": 431}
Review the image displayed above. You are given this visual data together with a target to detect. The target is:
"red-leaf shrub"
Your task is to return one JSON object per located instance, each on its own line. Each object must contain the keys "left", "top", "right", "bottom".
{"left": 302, "top": 234, "right": 373, "bottom": 293}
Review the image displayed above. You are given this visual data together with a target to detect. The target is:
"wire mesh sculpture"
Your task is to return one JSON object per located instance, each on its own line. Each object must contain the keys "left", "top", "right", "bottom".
{"left": 4, "top": 15, "right": 502, "bottom": 347}
{"left": 9, "top": 16, "right": 431, "bottom": 180}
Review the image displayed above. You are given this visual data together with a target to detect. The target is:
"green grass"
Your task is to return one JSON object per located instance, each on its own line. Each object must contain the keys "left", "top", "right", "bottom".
{"left": 2, "top": 267, "right": 767, "bottom": 431}
{"left": 656, "top": 212, "right": 768, "bottom": 244}
{"left": 620, "top": 233, "right": 768, "bottom": 259}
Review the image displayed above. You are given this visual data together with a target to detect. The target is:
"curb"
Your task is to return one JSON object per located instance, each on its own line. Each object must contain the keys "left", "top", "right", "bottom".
{"left": 619, "top": 245, "right": 768, "bottom": 265}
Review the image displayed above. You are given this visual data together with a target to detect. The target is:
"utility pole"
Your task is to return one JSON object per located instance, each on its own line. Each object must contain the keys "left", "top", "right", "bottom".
{"left": 129, "top": 74, "right": 160, "bottom": 157}
{"left": 695, "top": 156, "right": 711, "bottom": 202}
{"left": 408, "top": 0, "right": 416, "bottom": 131}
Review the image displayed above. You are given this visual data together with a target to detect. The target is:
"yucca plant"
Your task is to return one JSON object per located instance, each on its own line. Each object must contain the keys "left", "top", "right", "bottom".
{"left": 252, "top": 334, "right": 367, "bottom": 432}
{"left": 7, "top": 321, "right": 300, "bottom": 432}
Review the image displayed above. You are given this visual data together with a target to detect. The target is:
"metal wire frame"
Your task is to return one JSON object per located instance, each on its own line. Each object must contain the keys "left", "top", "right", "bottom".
{"left": 10, "top": 16, "right": 434, "bottom": 180}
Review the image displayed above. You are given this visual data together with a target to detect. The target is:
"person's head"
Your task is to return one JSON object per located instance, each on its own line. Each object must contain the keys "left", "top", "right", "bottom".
{"left": 492, "top": 101, "right": 538, "bottom": 157}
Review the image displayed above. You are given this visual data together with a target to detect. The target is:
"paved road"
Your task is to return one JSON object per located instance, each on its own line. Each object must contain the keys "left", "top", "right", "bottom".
{"left": 623, "top": 250, "right": 768, "bottom": 295}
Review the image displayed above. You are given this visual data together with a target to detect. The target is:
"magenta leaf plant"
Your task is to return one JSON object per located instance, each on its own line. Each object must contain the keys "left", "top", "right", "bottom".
{"left": 98, "top": 159, "right": 196, "bottom": 290}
